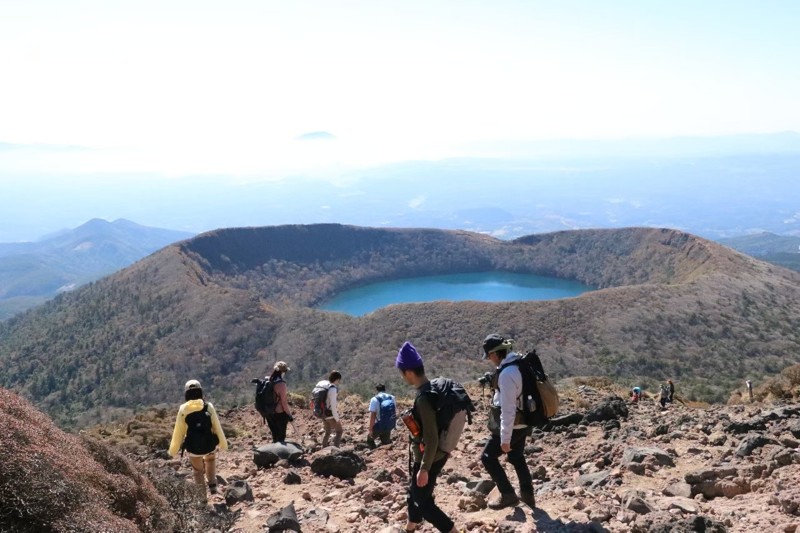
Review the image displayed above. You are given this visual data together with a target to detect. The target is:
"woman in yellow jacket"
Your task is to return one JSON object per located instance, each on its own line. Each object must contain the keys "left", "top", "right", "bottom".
{"left": 168, "top": 379, "right": 228, "bottom": 495}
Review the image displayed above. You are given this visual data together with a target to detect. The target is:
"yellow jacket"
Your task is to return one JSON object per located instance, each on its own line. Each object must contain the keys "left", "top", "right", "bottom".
{"left": 168, "top": 399, "right": 229, "bottom": 457}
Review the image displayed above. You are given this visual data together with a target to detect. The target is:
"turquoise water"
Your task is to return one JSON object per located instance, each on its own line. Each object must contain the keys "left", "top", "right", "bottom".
{"left": 319, "top": 272, "right": 592, "bottom": 316}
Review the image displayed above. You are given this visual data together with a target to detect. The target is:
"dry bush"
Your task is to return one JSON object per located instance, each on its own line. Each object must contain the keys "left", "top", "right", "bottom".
{"left": 726, "top": 391, "right": 746, "bottom": 405}
{"left": 145, "top": 467, "right": 240, "bottom": 533}
{"left": 756, "top": 377, "right": 791, "bottom": 401}
{"left": 0, "top": 388, "right": 175, "bottom": 532}
{"left": 573, "top": 397, "right": 592, "bottom": 410}
{"left": 572, "top": 376, "right": 616, "bottom": 390}
{"left": 339, "top": 392, "right": 368, "bottom": 412}
{"left": 683, "top": 399, "right": 711, "bottom": 409}
{"left": 782, "top": 364, "right": 800, "bottom": 387}
{"left": 288, "top": 391, "right": 308, "bottom": 408}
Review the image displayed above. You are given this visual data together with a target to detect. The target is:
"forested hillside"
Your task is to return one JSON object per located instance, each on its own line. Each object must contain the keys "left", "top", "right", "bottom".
{"left": 1, "top": 224, "right": 799, "bottom": 426}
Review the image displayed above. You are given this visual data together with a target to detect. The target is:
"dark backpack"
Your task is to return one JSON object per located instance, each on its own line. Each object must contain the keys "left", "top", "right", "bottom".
{"left": 500, "top": 349, "right": 559, "bottom": 427}
{"left": 254, "top": 377, "right": 281, "bottom": 420}
{"left": 310, "top": 383, "right": 333, "bottom": 419}
{"left": 373, "top": 392, "right": 397, "bottom": 432}
{"left": 182, "top": 402, "right": 219, "bottom": 455}
{"left": 415, "top": 377, "right": 476, "bottom": 453}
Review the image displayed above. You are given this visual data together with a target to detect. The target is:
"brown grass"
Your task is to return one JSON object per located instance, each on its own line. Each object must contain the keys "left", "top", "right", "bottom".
{"left": 0, "top": 388, "right": 174, "bottom": 532}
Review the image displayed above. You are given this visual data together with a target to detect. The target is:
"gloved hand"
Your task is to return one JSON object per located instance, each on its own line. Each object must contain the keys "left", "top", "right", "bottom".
{"left": 287, "top": 414, "right": 294, "bottom": 422}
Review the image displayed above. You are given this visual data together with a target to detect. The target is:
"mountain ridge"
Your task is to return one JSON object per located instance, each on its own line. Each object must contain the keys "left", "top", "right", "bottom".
{"left": 1, "top": 224, "right": 799, "bottom": 426}
{"left": 0, "top": 219, "right": 194, "bottom": 319}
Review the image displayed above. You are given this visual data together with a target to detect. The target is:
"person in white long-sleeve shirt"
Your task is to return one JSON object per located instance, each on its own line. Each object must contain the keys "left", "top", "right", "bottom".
{"left": 480, "top": 334, "right": 535, "bottom": 510}
{"left": 316, "top": 371, "right": 343, "bottom": 447}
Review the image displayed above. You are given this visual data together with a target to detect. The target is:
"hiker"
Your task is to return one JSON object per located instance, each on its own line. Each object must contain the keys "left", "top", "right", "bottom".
{"left": 667, "top": 379, "right": 675, "bottom": 403}
{"left": 265, "top": 361, "right": 294, "bottom": 443}
{"left": 367, "top": 383, "right": 397, "bottom": 449}
{"left": 746, "top": 379, "right": 754, "bottom": 401}
{"left": 659, "top": 383, "right": 669, "bottom": 409}
{"left": 631, "top": 386, "right": 641, "bottom": 403}
{"left": 396, "top": 341, "right": 459, "bottom": 533}
{"left": 480, "top": 334, "right": 535, "bottom": 509}
{"left": 168, "top": 379, "right": 228, "bottom": 496}
{"left": 313, "top": 371, "right": 343, "bottom": 447}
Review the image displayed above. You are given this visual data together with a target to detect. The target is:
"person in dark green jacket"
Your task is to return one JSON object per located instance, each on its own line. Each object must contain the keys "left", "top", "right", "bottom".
{"left": 396, "top": 341, "right": 458, "bottom": 533}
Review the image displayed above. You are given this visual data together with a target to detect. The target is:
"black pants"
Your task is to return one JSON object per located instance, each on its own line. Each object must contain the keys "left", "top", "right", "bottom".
{"left": 367, "top": 429, "right": 392, "bottom": 449}
{"left": 266, "top": 412, "right": 289, "bottom": 443}
{"left": 481, "top": 428, "right": 533, "bottom": 496}
{"left": 407, "top": 458, "right": 454, "bottom": 532}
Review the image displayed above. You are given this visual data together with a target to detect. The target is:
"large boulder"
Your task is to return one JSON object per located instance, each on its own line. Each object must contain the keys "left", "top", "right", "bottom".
{"left": 224, "top": 480, "right": 254, "bottom": 506}
{"left": 788, "top": 420, "right": 800, "bottom": 439}
{"left": 584, "top": 396, "right": 628, "bottom": 423}
{"left": 621, "top": 447, "right": 675, "bottom": 468}
{"left": 735, "top": 433, "right": 778, "bottom": 457}
{"left": 576, "top": 470, "right": 611, "bottom": 489}
{"left": 310, "top": 448, "right": 366, "bottom": 479}
{"left": 684, "top": 467, "right": 750, "bottom": 499}
{"left": 267, "top": 503, "right": 301, "bottom": 532}
{"left": 253, "top": 441, "right": 305, "bottom": 467}
{"left": 547, "top": 413, "right": 584, "bottom": 427}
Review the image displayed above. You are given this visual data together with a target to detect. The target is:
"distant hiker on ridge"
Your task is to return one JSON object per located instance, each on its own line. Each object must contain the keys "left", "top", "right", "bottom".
{"left": 480, "top": 334, "right": 535, "bottom": 510}
{"left": 746, "top": 379, "right": 754, "bottom": 402}
{"left": 396, "top": 341, "right": 459, "bottom": 533}
{"left": 168, "top": 379, "right": 228, "bottom": 497}
{"left": 367, "top": 383, "right": 397, "bottom": 449}
{"left": 311, "top": 371, "right": 343, "bottom": 447}
{"left": 667, "top": 379, "right": 675, "bottom": 403}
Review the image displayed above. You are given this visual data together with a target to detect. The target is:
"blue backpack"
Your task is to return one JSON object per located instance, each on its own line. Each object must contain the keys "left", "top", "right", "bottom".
{"left": 373, "top": 392, "right": 397, "bottom": 432}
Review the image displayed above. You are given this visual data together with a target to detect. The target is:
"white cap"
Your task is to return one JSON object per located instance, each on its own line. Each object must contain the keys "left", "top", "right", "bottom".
{"left": 184, "top": 379, "right": 202, "bottom": 392}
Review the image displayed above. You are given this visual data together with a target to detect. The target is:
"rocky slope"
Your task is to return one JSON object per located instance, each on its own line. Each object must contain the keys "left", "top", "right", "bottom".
{"left": 94, "top": 382, "right": 800, "bottom": 533}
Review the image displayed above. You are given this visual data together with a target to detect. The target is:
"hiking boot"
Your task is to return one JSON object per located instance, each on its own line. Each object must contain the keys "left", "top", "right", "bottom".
{"left": 208, "top": 483, "right": 218, "bottom": 495}
{"left": 488, "top": 492, "right": 519, "bottom": 509}
{"left": 520, "top": 491, "right": 536, "bottom": 508}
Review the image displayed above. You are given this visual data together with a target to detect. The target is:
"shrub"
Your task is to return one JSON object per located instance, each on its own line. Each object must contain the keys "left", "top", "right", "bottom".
{"left": 572, "top": 376, "right": 616, "bottom": 390}
{"left": 145, "top": 467, "right": 240, "bottom": 533}
{"left": 0, "top": 388, "right": 175, "bottom": 532}
{"left": 782, "top": 364, "right": 800, "bottom": 387}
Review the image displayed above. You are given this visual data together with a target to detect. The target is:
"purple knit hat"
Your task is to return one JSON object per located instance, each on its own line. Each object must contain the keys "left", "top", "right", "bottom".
{"left": 395, "top": 341, "right": 424, "bottom": 370}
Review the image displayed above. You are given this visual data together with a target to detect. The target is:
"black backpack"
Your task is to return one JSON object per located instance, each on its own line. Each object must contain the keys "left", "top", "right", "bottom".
{"left": 182, "top": 402, "right": 219, "bottom": 455}
{"left": 415, "top": 377, "right": 476, "bottom": 453}
{"left": 254, "top": 377, "right": 282, "bottom": 420}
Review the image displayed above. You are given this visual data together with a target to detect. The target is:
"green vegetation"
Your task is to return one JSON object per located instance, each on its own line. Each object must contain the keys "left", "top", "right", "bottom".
{"left": 1, "top": 224, "right": 799, "bottom": 426}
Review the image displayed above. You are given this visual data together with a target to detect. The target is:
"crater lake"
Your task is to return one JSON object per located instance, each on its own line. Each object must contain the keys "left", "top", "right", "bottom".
{"left": 319, "top": 271, "right": 593, "bottom": 316}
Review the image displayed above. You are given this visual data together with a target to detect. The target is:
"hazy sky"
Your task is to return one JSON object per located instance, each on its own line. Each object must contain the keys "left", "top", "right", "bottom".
{"left": 2, "top": 0, "right": 799, "bottom": 177}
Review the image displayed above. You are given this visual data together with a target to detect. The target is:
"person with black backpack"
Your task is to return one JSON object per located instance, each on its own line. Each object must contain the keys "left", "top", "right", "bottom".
{"left": 367, "top": 383, "right": 396, "bottom": 449}
{"left": 396, "top": 341, "right": 459, "bottom": 533}
{"left": 481, "top": 334, "right": 535, "bottom": 510}
{"left": 168, "top": 379, "right": 228, "bottom": 496}
{"left": 253, "top": 361, "right": 294, "bottom": 443}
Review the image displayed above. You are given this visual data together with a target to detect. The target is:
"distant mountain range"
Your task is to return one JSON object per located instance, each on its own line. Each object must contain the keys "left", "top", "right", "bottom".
{"left": 3, "top": 133, "right": 800, "bottom": 244}
{"left": 718, "top": 232, "right": 800, "bottom": 272}
{"left": 0, "top": 219, "right": 193, "bottom": 320}
{"left": 2, "top": 224, "right": 799, "bottom": 426}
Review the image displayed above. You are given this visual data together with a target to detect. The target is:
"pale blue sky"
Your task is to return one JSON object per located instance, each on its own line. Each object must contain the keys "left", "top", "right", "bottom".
{"left": 1, "top": 0, "right": 799, "bottom": 176}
